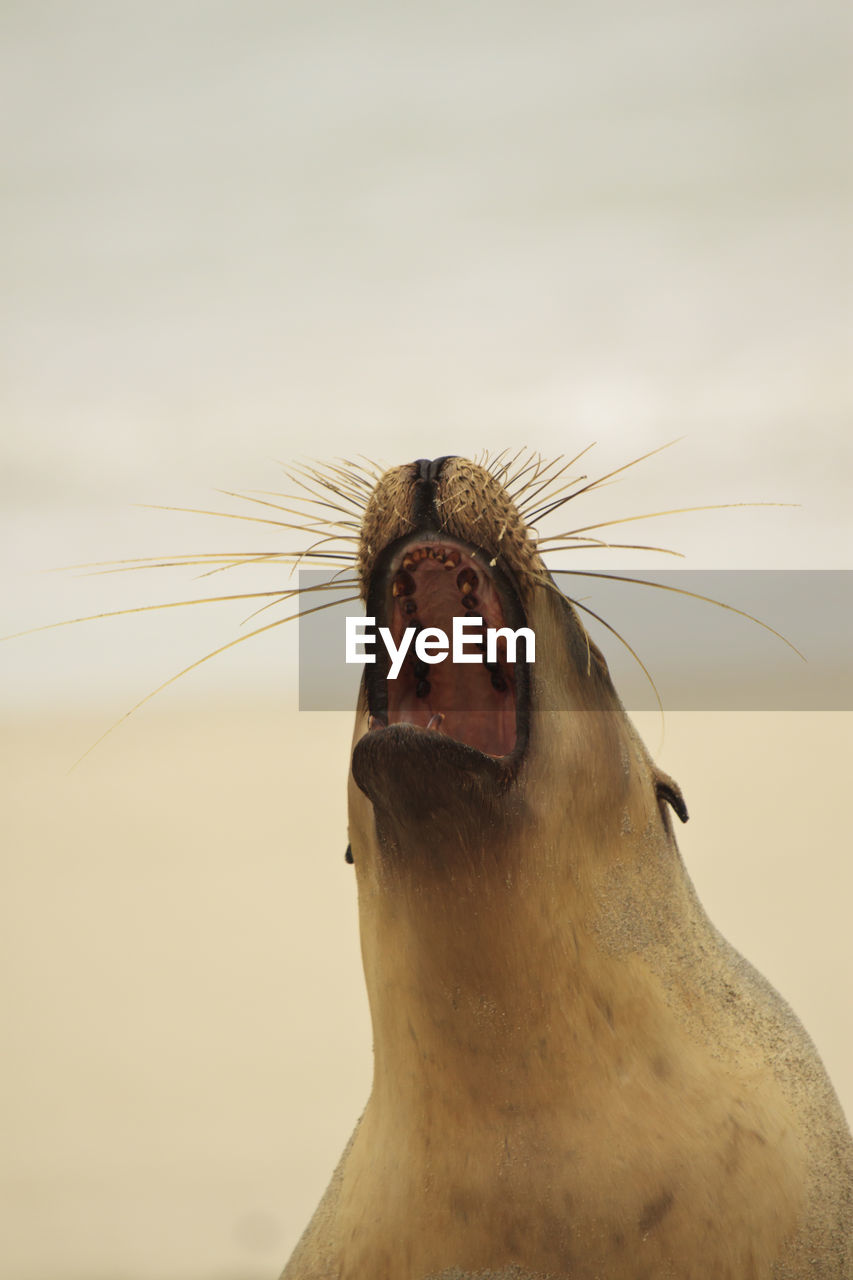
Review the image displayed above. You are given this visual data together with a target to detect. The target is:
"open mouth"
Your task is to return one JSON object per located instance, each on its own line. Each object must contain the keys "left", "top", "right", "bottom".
{"left": 363, "top": 534, "right": 531, "bottom": 763}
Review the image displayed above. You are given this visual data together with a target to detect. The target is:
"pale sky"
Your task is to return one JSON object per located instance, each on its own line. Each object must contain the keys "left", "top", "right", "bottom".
{"left": 3, "top": 1, "right": 850, "bottom": 711}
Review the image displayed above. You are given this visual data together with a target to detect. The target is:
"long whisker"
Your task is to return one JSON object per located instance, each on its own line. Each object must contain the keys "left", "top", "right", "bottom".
{"left": 58, "top": 550, "right": 358, "bottom": 578}
{"left": 515, "top": 460, "right": 586, "bottom": 515}
{"left": 538, "top": 502, "right": 798, "bottom": 541}
{"left": 506, "top": 454, "right": 564, "bottom": 503}
{"left": 69, "top": 593, "right": 362, "bottom": 771}
{"left": 329, "top": 455, "right": 378, "bottom": 485}
{"left": 196, "top": 550, "right": 357, "bottom": 580}
{"left": 307, "top": 458, "right": 378, "bottom": 501}
{"left": 542, "top": 540, "right": 685, "bottom": 558}
{"left": 2, "top": 580, "right": 352, "bottom": 643}
{"left": 563, "top": 595, "right": 665, "bottom": 724}
{"left": 507, "top": 449, "right": 572, "bottom": 498}
{"left": 297, "top": 457, "right": 372, "bottom": 491}
{"left": 137, "top": 503, "right": 346, "bottom": 536}
{"left": 276, "top": 464, "right": 358, "bottom": 506}
{"left": 501, "top": 451, "right": 552, "bottom": 498}
{"left": 352, "top": 454, "right": 386, "bottom": 481}
{"left": 525, "top": 440, "right": 682, "bottom": 523}
{"left": 259, "top": 487, "right": 364, "bottom": 529}
{"left": 284, "top": 531, "right": 360, "bottom": 577}
{"left": 490, "top": 447, "right": 529, "bottom": 490}
{"left": 291, "top": 457, "right": 383, "bottom": 510}
{"left": 50, "top": 551, "right": 286, "bottom": 571}
{"left": 214, "top": 487, "right": 360, "bottom": 533}
{"left": 299, "top": 455, "right": 383, "bottom": 494}
{"left": 291, "top": 455, "right": 372, "bottom": 484}
{"left": 482, "top": 447, "right": 514, "bottom": 481}
{"left": 551, "top": 569, "right": 805, "bottom": 660}
{"left": 240, "top": 578, "right": 358, "bottom": 624}
{"left": 515, "top": 443, "right": 599, "bottom": 515}
{"left": 278, "top": 469, "right": 367, "bottom": 516}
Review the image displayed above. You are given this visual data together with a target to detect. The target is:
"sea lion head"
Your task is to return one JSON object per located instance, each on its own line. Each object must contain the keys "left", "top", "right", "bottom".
{"left": 348, "top": 454, "right": 686, "bottom": 885}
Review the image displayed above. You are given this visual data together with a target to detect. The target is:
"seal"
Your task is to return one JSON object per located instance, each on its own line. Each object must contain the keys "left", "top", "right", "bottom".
{"left": 281, "top": 455, "right": 853, "bottom": 1280}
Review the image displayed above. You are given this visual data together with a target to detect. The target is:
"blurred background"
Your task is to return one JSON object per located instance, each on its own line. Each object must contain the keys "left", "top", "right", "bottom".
{"left": 1, "top": 1, "right": 850, "bottom": 1276}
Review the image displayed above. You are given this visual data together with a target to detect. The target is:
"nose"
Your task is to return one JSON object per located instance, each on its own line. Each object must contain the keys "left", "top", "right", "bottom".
{"left": 413, "top": 456, "right": 455, "bottom": 483}
{"left": 409, "top": 456, "right": 457, "bottom": 528}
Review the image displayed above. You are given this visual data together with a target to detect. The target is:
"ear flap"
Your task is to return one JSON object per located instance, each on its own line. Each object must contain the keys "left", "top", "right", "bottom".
{"left": 654, "top": 770, "right": 689, "bottom": 824}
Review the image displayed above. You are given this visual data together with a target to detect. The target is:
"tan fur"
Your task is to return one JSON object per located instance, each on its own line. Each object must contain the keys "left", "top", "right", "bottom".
{"left": 283, "top": 458, "right": 853, "bottom": 1280}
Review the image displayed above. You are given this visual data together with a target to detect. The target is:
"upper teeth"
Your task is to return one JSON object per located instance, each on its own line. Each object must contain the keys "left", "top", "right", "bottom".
{"left": 392, "top": 569, "right": 416, "bottom": 597}
{"left": 388, "top": 549, "right": 509, "bottom": 696}
{"left": 456, "top": 567, "right": 478, "bottom": 593}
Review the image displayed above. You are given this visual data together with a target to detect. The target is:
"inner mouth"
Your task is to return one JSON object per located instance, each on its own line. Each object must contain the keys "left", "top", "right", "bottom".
{"left": 364, "top": 535, "right": 530, "bottom": 759}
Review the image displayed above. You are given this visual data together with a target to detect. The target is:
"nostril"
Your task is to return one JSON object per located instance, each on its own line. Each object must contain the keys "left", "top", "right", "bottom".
{"left": 413, "top": 456, "right": 456, "bottom": 483}
{"left": 427, "top": 456, "right": 455, "bottom": 482}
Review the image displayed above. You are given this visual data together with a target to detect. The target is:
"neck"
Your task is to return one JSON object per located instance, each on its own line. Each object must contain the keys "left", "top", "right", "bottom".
{"left": 356, "top": 813, "right": 683, "bottom": 1127}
